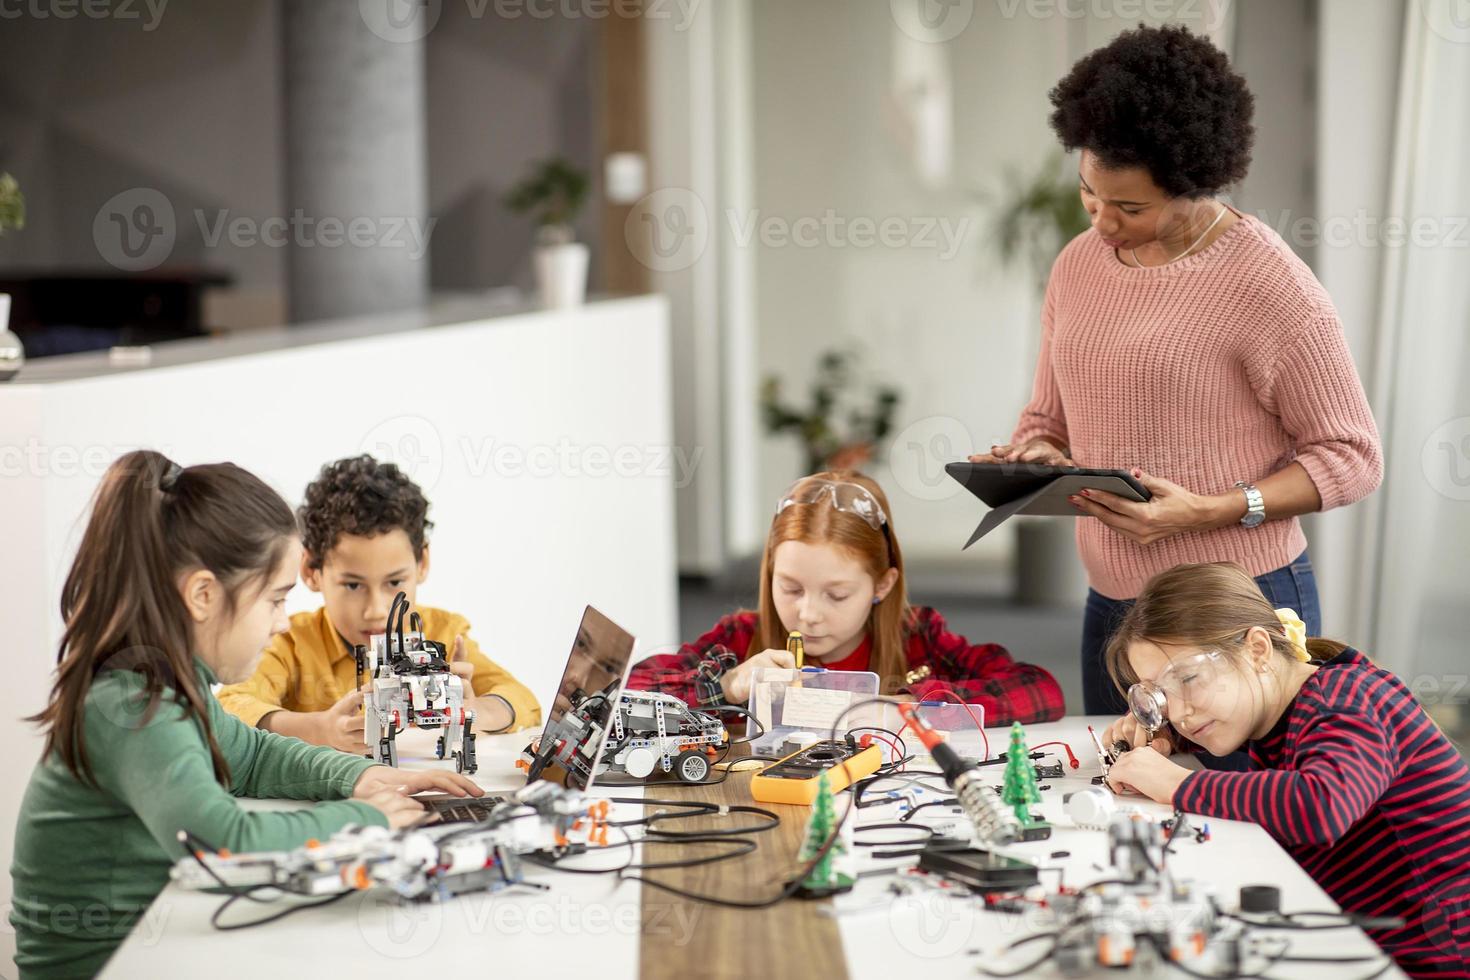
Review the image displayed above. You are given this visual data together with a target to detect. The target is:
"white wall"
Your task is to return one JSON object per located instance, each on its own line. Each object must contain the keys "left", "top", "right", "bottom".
{"left": 744, "top": 0, "right": 1073, "bottom": 567}
{"left": 1313, "top": 0, "right": 1406, "bottom": 644}
{"left": 0, "top": 296, "right": 679, "bottom": 969}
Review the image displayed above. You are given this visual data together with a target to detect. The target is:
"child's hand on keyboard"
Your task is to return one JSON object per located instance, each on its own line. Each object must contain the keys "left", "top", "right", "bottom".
{"left": 353, "top": 766, "right": 484, "bottom": 800}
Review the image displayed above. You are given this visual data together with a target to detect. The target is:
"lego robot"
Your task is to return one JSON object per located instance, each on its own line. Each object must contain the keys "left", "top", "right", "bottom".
{"left": 172, "top": 782, "right": 604, "bottom": 903}
{"left": 1048, "top": 814, "right": 1221, "bottom": 972}
{"left": 521, "top": 685, "right": 727, "bottom": 786}
{"left": 356, "top": 592, "right": 476, "bottom": 774}
{"left": 602, "top": 689, "right": 726, "bottom": 783}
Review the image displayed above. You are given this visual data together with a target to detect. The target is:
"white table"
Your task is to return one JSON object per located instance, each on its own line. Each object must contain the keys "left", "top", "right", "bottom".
{"left": 837, "top": 717, "right": 1403, "bottom": 979}
{"left": 105, "top": 718, "right": 1403, "bottom": 979}
{"left": 102, "top": 730, "right": 649, "bottom": 978}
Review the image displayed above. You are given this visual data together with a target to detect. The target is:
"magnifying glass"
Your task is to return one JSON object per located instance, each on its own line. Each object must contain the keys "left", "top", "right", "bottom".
{"left": 1126, "top": 683, "right": 1168, "bottom": 747}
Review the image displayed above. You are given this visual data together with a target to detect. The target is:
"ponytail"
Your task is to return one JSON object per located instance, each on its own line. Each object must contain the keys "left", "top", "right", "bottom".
{"left": 30, "top": 450, "right": 297, "bottom": 786}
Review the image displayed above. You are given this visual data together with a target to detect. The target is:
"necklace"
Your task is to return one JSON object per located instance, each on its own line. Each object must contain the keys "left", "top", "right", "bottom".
{"left": 1130, "top": 205, "right": 1228, "bottom": 267}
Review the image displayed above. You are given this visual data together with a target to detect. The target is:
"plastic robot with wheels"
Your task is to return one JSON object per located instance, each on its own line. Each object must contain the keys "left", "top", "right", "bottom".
{"left": 602, "top": 689, "right": 726, "bottom": 783}
{"left": 356, "top": 592, "right": 477, "bottom": 774}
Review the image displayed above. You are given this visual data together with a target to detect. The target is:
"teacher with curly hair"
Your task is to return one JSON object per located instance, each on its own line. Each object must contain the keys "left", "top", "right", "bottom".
{"left": 977, "top": 25, "right": 1383, "bottom": 724}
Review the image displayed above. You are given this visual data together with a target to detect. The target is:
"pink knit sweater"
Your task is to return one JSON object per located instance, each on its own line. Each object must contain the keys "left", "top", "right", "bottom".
{"left": 1012, "top": 213, "right": 1383, "bottom": 600}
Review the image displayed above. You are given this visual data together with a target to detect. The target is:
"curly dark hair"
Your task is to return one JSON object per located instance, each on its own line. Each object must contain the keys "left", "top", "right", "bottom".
{"left": 298, "top": 455, "right": 433, "bottom": 569}
{"left": 1048, "top": 24, "right": 1255, "bottom": 199}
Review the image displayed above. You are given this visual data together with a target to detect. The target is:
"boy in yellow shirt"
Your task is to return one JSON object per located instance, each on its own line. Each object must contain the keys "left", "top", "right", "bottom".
{"left": 218, "top": 455, "right": 541, "bottom": 750}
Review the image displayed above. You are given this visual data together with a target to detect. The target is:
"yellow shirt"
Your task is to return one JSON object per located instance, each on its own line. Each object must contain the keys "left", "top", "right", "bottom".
{"left": 217, "top": 605, "right": 542, "bottom": 733}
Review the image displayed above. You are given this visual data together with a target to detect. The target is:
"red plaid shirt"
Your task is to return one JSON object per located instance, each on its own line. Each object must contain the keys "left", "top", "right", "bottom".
{"left": 626, "top": 606, "right": 1065, "bottom": 725}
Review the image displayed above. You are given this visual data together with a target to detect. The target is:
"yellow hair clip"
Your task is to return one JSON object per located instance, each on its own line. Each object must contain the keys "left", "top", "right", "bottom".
{"left": 1274, "top": 607, "right": 1311, "bottom": 662}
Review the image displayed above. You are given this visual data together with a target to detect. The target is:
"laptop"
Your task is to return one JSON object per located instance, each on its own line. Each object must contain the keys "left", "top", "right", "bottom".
{"left": 421, "top": 605, "right": 637, "bottom": 824}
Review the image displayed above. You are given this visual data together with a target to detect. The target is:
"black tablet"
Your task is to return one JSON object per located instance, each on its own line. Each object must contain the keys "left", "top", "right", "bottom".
{"left": 945, "top": 461, "right": 1151, "bottom": 516}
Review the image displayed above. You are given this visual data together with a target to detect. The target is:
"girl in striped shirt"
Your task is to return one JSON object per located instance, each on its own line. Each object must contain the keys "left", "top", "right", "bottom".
{"left": 1101, "top": 561, "right": 1470, "bottom": 977}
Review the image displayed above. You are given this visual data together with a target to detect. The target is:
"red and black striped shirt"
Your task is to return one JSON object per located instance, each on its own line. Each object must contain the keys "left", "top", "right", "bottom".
{"left": 624, "top": 606, "right": 1065, "bottom": 726}
{"left": 1174, "top": 649, "right": 1470, "bottom": 977}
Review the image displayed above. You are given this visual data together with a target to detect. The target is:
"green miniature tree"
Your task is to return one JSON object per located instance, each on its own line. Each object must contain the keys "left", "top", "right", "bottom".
{"left": 798, "top": 771, "right": 853, "bottom": 894}
{"left": 1002, "top": 721, "right": 1042, "bottom": 824}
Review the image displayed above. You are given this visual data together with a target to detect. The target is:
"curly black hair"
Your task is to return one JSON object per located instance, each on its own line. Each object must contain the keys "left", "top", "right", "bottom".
{"left": 298, "top": 455, "right": 433, "bottom": 569}
{"left": 1049, "top": 24, "right": 1255, "bottom": 199}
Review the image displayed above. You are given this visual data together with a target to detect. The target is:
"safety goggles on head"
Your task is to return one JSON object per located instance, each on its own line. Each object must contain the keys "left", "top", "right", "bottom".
{"left": 1126, "top": 649, "right": 1228, "bottom": 731}
{"left": 776, "top": 478, "right": 895, "bottom": 566}
{"left": 777, "top": 479, "right": 888, "bottom": 530}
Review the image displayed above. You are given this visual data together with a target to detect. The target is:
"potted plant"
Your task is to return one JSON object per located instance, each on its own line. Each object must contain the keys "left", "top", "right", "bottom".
{"left": 0, "top": 173, "right": 25, "bottom": 381}
{"left": 503, "top": 157, "right": 591, "bottom": 309}
{"left": 761, "top": 349, "right": 901, "bottom": 475}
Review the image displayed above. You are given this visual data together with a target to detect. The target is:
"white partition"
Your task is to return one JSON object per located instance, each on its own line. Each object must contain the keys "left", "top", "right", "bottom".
{"left": 0, "top": 294, "right": 679, "bottom": 967}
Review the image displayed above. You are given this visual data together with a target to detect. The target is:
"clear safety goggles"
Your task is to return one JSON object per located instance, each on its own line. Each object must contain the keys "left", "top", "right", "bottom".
{"left": 776, "top": 479, "right": 889, "bottom": 531}
{"left": 1126, "top": 649, "right": 1228, "bottom": 731}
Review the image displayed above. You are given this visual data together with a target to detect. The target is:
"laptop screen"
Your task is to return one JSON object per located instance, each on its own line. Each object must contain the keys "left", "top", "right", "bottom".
{"left": 525, "top": 605, "right": 636, "bottom": 791}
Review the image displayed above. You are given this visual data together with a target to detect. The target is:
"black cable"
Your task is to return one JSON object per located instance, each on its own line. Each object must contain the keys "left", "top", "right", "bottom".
{"left": 177, "top": 830, "right": 279, "bottom": 904}
{"left": 480, "top": 693, "right": 516, "bottom": 735}
{"left": 210, "top": 887, "right": 352, "bottom": 931}
{"left": 626, "top": 836, "right": 759, "bottom": 871}
{"left": 608, "top": 797, "right": 780, "bottom": 839}
{"left": 851, "top": 770, "right": 951, "bottom": 808}
{"left": 620, "top": 695, "right": 906, "bottom": 909}
{"left": 898, "top": 798, "right": 960, "bottom": 823}
{"left": 976, "top": 931, "right": 1060, "bottom": 978}
{"left": 846, "top": 725, "right": 909, "bottom": 770}
{"left": 1224, "top": 910, "right": 1408, "bottom": 932}
{"left": 851, "top": 822, "right": 934, "bottom": 850}
{"left": 703, "top": 703, "right": 766, "bottom": 744}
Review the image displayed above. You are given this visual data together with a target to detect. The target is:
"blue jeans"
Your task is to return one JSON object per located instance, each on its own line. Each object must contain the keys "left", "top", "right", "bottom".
{"left": 1081, "top": 549, "right": 1321, "bottom": 769}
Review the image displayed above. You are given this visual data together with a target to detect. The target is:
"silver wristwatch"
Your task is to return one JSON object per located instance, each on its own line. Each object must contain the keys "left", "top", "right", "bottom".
{"left": 1235, "top": 481, "right": 1266, "bottom": 528}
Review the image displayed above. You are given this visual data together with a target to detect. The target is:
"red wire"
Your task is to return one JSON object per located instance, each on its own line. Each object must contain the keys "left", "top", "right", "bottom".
{"left": 857, "top": 730, "right": 906, "bottom": 771}
{"left": 1029, "top": 740, "right": 1080, "bottom": 769}
{"left": 915, "top": 685, "right": 989, "bottom": 760}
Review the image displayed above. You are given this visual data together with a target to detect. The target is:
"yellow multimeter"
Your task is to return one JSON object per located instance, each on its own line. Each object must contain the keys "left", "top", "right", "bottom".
{"left": 749, "top": 739, "right": 883, "bottom": 805}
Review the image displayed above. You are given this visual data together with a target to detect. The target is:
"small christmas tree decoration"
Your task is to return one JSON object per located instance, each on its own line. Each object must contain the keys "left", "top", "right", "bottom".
{"left": 795, "top": 770, "right": 855, "bottom": 898}
{"left": 1002, "top": 722, "right": 1047, "bottom": 828}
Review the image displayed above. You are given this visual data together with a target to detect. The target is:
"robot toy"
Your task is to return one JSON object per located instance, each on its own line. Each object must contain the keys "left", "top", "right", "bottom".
{"left": 171, "top": 782, "right": 605, "bottom": 903}
{"left": 602, "top": 689, "right": 726, "bottom": 783}
{"left": 357, "top": 592, "right": 476, "bottom": 773}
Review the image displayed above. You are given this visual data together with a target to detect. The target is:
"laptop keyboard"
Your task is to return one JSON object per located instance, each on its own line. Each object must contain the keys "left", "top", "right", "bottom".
{"left": 424, "top": 794, "right": 509, "bottom": 824}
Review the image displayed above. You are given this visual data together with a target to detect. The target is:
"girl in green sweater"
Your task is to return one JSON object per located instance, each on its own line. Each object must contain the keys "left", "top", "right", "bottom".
{"left": 10, "top": 451, "right": 484, "bottom": 979}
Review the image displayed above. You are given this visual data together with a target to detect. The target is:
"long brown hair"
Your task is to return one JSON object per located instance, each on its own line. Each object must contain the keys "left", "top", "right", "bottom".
{"left": 30, "top": 450, "right": 297, "bottom": 786}
{"left": 1105, "top": 561, "right": 1349, "bottom": 696}
{"left": 757, "top": 470, "right": 912, "bottom": 693}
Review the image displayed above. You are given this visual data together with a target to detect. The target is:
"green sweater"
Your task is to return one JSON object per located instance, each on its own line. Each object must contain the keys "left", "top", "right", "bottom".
{"left": 10, "top": 660, "right": 387, "bottom": 979}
